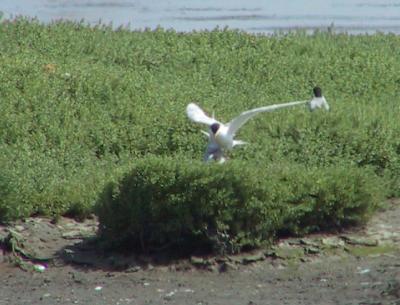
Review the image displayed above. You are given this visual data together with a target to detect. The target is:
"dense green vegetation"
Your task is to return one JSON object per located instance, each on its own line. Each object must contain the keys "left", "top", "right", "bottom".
{"left": 97, "top": 157, "right": 384, "bottom": 253}
{"left": 1, "top": 18, "right": 399, "bottom": 251}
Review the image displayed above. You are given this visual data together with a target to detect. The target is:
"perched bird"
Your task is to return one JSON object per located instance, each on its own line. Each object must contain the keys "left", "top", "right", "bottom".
{"left": 309, "top": 86, "right": 330, "bottom": 111}
{"left": 187, "top": 100, "right": 308, "bottom": 162}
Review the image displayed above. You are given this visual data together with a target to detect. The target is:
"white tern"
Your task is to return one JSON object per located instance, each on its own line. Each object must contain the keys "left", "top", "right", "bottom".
{"left": 187, "top": 100, "right": 309, "bottom": 162}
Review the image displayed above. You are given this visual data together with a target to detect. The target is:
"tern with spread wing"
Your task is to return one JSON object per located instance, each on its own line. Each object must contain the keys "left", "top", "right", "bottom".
{"left": 187, "top": 100, "right": 309, "bottom": 162}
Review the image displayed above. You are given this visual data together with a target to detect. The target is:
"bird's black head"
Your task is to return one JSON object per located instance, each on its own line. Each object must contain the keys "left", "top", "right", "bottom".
{"left": 313, "top": 86, "right": 322, "bottom": 98}
{"left": 210, "top": 123, "right": 220, "bottom": 134}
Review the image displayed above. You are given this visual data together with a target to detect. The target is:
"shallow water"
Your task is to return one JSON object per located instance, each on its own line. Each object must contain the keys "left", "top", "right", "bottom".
{"left": 1, "top": 0, "right": 400, "bottom": 34}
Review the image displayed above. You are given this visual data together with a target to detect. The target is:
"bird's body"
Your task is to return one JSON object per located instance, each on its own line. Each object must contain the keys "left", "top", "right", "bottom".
{"left": 213, "top": 124, "right": 233, "bottom": 150}
{"left": 309, "top": 96, "right": 329, "bottom": 111}
{"left": 201, "top": 129, "right": 243, "bottom": 163}
{"left": 309, "top": 87, "right": 330, "bottom": 111}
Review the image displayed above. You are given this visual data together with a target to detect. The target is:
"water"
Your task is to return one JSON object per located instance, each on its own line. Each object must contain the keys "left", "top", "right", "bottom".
{"left": 1, "top": 0, "right": 400, "bottom": 34}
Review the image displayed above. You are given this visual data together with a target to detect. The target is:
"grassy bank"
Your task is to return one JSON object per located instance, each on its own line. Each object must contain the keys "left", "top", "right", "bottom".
{"left": 0, "top": 18, "right": 399, "bottom": 250}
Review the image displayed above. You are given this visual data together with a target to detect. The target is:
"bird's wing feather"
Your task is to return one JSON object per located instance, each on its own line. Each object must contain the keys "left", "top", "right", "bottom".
{"left": 227, "top": 100, "right": 308, "bottom": 136}
{"left": 186, "top": 103, "right": 219, "bottom": 126}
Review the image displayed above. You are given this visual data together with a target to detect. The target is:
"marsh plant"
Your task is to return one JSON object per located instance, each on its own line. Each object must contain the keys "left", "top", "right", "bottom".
{"left": 97, "top": 157, "right": 385, "bottom": 253}
{"left": 0, "top": 18, "right": 399, "bottom": 251}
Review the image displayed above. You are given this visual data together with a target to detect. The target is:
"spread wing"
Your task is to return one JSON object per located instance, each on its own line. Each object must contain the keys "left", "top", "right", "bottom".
{"left": 227, "top": 100, "right": 308, "bottom": 136}
{"left": 186, "top": 103, "right": 219, "bottom": 126}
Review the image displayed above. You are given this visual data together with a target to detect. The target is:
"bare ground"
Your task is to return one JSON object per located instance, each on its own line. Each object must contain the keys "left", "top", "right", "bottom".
{"left": 0, "top": 199, "right": 399, "bottom": 305}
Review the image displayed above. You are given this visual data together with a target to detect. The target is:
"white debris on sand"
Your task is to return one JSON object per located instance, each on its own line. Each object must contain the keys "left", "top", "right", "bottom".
{"left": 33, "top": 264, "right": 46, "bottom": 272}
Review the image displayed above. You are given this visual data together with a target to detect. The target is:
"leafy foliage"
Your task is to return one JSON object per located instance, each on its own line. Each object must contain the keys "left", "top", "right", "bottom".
{"left": 96, "top": 156, "right": 386, "bottom": 254}
{"left": 0, "top": 18, "right": 398, "bottom": 244}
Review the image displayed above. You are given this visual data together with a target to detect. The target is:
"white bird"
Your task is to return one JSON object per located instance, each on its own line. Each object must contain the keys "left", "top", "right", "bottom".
{"left": 309, "top": 86, "right": 330, "bottom": 111}
{"left": 187, "top": 100, "right": 308, "bottom": 162}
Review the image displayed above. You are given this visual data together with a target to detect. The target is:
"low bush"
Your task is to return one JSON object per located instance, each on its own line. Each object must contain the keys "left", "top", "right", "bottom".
{"left": 96, "top": 156, "right": 386, "bottom": 254}
{"left": 0, "top": 19, "right": 398, "bottom": 227}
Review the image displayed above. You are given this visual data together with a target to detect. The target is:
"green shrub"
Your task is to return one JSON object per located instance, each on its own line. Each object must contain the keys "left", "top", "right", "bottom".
{"left": 96, "top": 156, "right": 386, "bottom": 254}
{"left": 0, "top": 144, "right": 128, "bottom": 221}
{"left": 277, "top": 163, "right": 386, "bottom": 235}
{"left": 0, "top": 18, "right": 399, "bottom": 222}
{"left": 0, "top": 171, "right": 19, "bottom": 222}
{"left": 96, "top": 156, "right": 280, "bottom": 254}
